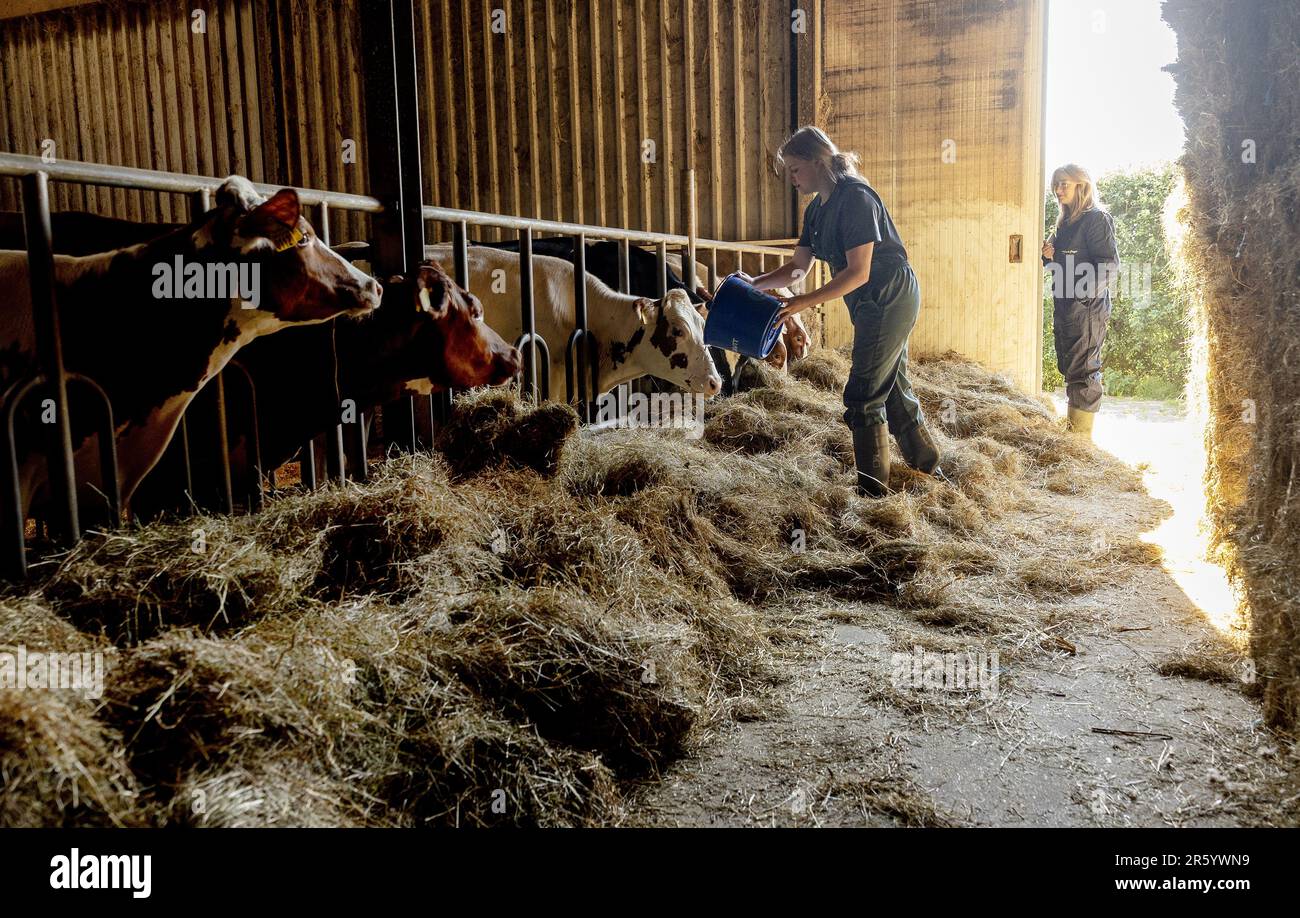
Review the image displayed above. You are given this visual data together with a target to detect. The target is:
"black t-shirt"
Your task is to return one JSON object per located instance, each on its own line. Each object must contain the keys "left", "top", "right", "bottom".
{"left": 797, "top": 175, "right": 909, "bottom": 304}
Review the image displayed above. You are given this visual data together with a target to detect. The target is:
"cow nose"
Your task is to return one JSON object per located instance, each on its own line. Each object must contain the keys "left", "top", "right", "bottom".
{"left": 704, "top": 374, "right": 722, "bottom": 397}
{"left": 501, "top": 346, "right": 523, "bottom": 377}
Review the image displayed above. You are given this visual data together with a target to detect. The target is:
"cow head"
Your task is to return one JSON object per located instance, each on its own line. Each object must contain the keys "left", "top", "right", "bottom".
{"left": 764, "top": 335, "right": 789, "bottom": 371}
{"left": 195, "top": 176, "right": 382, "bottom": 323}
{"left": 784, "top": 313, "right": 810, "bottom": 361}
{"left": 389, "top": 261, "right": 522, "bottom": 395}
{"left": 631, "top": 289, "right": 722, "bottom": 396}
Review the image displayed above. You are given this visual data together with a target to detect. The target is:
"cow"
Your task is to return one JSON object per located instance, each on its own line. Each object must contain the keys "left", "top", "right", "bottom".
{"left": 427, "top": 244, "right": 722, "bottom": 402}
{"left": 0, "top": 210, "right": 183, "bottom": 256}
{"left": 0, "top": 176, "right": 382, "bottom": 519}
{"left": 478, "top": 237, "right": 737, "bottom": 394}
{"left": 130, "top": 259, "right": 522, "bottom": 515}
{"left": 761, "top": 311, "right": 811, "bottom": 372}
{"left": 476, "top": 236, "right": 705, "bottom": 302}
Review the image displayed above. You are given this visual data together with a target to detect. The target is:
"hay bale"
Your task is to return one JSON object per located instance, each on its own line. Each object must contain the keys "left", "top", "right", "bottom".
{"left": 790, "top": 349, "right": 851, "bottom": 392}
{"left": 443, "top": 585, "right": 697, "bottom": 774}
{"left": 436, "top": 387, "right": 579, "bottom": 479}
{"left": 39, "top": 519, "right": 309, "bottom": 644}
{"left": 0, "top": 687, "right": 141, "bottom": 827}
{"left": 1164, "top": 0, "right": 1300, "bottom": 730}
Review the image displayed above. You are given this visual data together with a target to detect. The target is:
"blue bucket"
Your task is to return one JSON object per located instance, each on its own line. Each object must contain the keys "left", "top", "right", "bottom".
{"left": 703, "top": 273, "right": 785, "bottom": 359}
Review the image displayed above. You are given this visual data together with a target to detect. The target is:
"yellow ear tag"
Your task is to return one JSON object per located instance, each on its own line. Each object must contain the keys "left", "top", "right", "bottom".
{"left": 273, "top": 226, "right": 305, "bottom": 252}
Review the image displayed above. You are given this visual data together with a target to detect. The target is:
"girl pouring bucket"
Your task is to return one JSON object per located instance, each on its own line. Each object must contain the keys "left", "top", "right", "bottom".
{"left": 746, "top": 126, "right": 945, "bottom": 497}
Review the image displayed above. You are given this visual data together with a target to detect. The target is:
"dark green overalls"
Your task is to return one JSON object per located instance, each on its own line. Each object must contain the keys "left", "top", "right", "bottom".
{"left": 799, "top": 176, "right": 928, "bottom": 448}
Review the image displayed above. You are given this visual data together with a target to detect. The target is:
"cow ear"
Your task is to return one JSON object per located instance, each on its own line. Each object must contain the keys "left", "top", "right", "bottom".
{"left": 238, "top": 189, "right": 303, "bottom": 251}
{"left": 416, "top": 264, "right": 450, "bottom": 317}
{"left": 251, "top": 188, "right": 301, "bottom": 226}
{"left": 635, "top": 297, "right": 659, "bottom": 325}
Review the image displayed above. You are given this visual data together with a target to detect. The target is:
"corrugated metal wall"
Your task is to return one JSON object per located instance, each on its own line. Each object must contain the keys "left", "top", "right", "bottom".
{"left": 0, "top": 0, "right": 797, "bottom": 246}
{"left": 819, "top": 0, "right": 1047, "bottom": 391}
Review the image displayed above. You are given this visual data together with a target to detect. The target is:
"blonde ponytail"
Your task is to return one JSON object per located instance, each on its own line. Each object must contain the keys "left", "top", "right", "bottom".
{"left": 778, "top": 126, "right": 862, "bottom": 184}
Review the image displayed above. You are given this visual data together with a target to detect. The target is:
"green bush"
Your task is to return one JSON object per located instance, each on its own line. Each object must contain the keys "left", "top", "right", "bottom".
{"left": 1042, "top": 164, "right": 1190, "bottom": 401}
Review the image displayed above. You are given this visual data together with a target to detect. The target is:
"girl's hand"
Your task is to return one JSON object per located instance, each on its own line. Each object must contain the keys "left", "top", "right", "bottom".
{"left": 775, "top": 292, "right": 814, "bottom": 322}
{"left": 1042, "top": 242, "right": 1054, "bottom": 260}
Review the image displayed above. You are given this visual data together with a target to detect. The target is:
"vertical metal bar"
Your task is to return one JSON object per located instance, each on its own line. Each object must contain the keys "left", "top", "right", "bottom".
{"left": 318, "top": 204, "right": 347, "bottom": 483}
{"left": 3, "top": 380, "right": 39, "bottom": 579}
{"left": 452, "top": 219, "right": 469, "bottom": 287}
{"left": 518, "top": 228, "right": 538, "bottom": 400}
{"left": 301, "top": 439, "right": 318, "bottom": 490}
{"left": 708, "top": 247, "right": 718, "bottom": 292}
{"left": 189, "top": 187, "right": 234, "bottom": 515}
{"left": 656, "top": 239, "right": 668, "bottom": 298}
{"left": 617, "top": 237, "right": 630, "bottom": 294}
{"left": 360, "top": 0, "right": 426, "bottom": 278}
{"left": 318, "top": 201, "right": 332, "bottom": 246}
{"left": 324, "top": 425, "right": 345, "bottom": 482}
{"left": 211, "top": 373, "right": 234, "bottom": 514}
{"left": 435, "top": 219, "right": 471, "bottom": 424}
{"left": 361, "top": 0, "right": 424, "bottom": 459}
{"left": 569, "top": 232, "right": 591, "bottom": 418}
{"left": 342, "top": 405, "right": 369, "bottom": 483}
{"left": 22, "top": 171, "right": 79, "bottom": 544}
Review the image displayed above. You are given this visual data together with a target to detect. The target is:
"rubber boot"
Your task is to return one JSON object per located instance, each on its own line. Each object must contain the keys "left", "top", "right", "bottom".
{"left": 1067, "top": 406, "right": 1096, "bottom": 441}
{"left": 896, "top": 422, "right": 945, "bottom": 478}
{"left": 852, "top": 424, "right": 891, "bottom": 497}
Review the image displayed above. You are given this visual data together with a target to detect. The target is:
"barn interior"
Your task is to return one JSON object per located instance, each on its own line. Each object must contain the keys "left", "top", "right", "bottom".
{"left": 0, "top": 0, "right": 1296, "bottom": 828}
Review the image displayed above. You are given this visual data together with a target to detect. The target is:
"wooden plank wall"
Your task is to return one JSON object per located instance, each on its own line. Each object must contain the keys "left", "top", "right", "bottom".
{"left": 819, "top": 0, "right": 1047, "bottom": 392}
{"left": 0, "top": 0, "right": 797, "bottom": 252}
{"left": 0, "top": 0, "right": 1047, "bottom": 389}
{"left": 0, "top": 0, "right": 372, "bottom": 240}
{"left": 414, "top": 0, "right": 797, "bottom": 248}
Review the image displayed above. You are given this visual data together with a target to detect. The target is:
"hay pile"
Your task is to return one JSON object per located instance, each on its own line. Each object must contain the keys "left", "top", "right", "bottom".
{"left": 1, "top": 351, "right": 1153, "bottom": 826}
{"left": 1164, "top": 0, "right": 1300, "bottom": 731}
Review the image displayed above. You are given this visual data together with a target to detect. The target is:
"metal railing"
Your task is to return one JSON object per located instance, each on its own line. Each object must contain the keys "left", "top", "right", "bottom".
{"left": 419, "top": 201, "right": 797, "bottom": 417}
{"left": 0, "top": 154, "right": 384, "bottom": 576}
{"left": 0, "top": 152, "right": 799, "bottom": 578}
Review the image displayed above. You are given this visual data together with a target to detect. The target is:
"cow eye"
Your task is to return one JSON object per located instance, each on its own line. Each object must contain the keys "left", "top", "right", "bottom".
{"left": 673, "top": 326, "right": 684, "bottom": 337}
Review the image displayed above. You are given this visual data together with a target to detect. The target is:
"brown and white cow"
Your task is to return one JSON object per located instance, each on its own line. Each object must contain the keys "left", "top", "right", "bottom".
{"left": 762, "top": 311, "right": 811, "bottom": 372}
{"left": 426, "top": 244, "right": 722, "bottom": 401}
{"left": 0, "top": 176, "right": 381, "bottom": 516}
{"left": 131, "top": 259, "right": 523, "bottom": 513}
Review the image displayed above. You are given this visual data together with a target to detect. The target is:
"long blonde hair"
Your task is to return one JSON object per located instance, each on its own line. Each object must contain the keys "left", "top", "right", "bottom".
{"left": 777, "top": 126, "right": 862, "bottom": 184}
{"left": 1051, "top": 163, "right": 1103, "bottom": 233}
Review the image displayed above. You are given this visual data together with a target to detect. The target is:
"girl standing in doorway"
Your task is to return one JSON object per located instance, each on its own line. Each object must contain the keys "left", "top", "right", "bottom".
{"left": 1042, "top": 163, "right": 1119, "bottom": 440}
{"left": 748, "top": 126, "right": 943, "bottom": 496}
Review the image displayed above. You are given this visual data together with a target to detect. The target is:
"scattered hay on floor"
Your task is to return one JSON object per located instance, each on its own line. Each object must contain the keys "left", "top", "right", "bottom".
{"left": 814, "top": 769, "right": 963, "bottom": 828}
{"left": 1155, "top": 639, "right": 1251, "bottom": 688}
{"left": 4, "top": 350, "right": 1160, "bottom": 826}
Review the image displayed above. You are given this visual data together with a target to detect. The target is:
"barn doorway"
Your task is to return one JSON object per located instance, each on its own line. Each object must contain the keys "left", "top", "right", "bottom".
{"left": 1042, "top": 0, "right": 1238, "bottom": 631}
